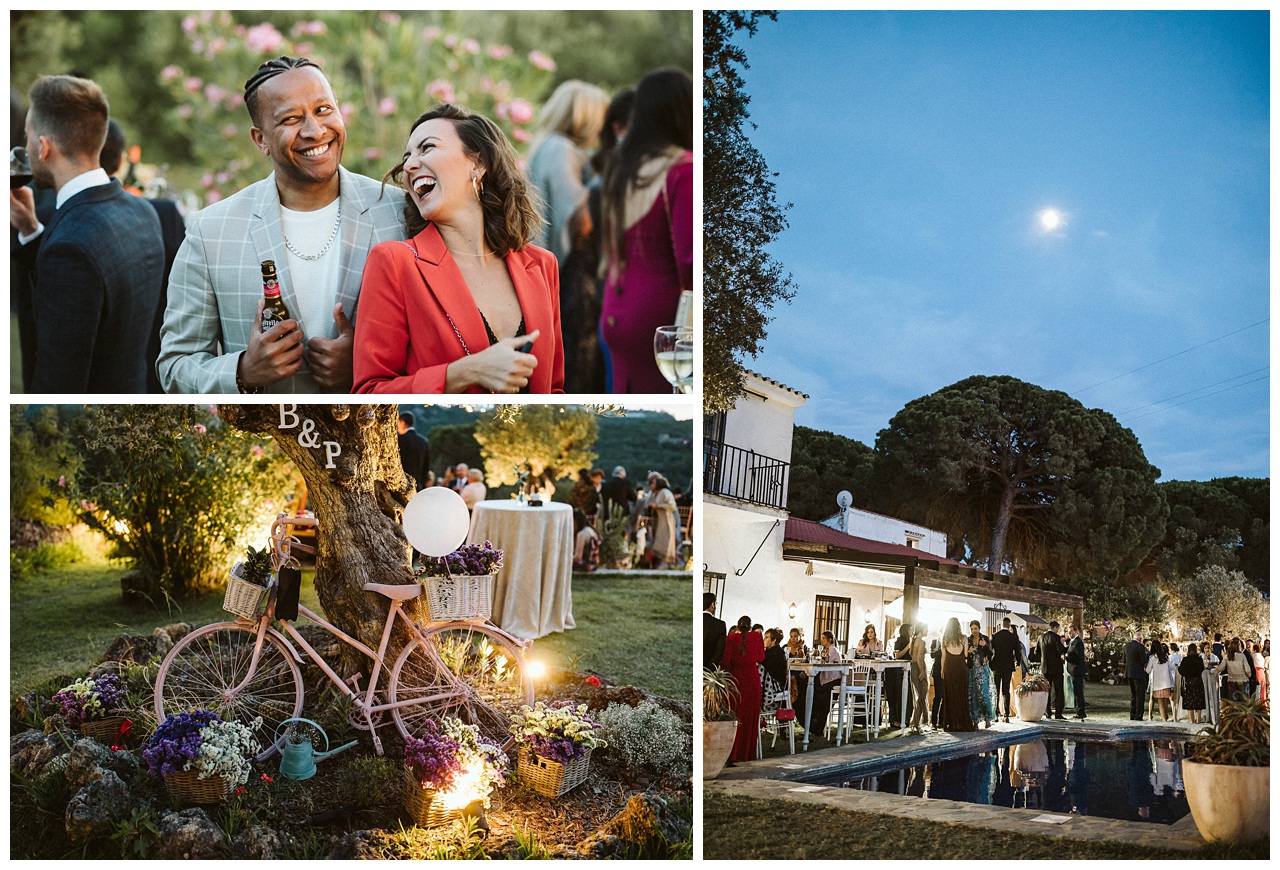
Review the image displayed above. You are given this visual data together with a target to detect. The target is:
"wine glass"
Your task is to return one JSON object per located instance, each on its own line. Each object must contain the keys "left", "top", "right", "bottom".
{"left": 654, "top": 325, "right": 693, "bottom": 394}
{"left": 674, "top": 334, "right": 694, "bottom": 394}
{"left": 10, "top": 147, "right": 32, "bottom": 190}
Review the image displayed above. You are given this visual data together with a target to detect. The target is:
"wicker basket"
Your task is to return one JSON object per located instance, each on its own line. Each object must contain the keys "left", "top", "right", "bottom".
{"left": 223, "top": 563, "right": 269, "bottom": 620}
{"left": 403, "top": 770, "right": 461, "bottom": 828}
{"left": 164, "top": 769, "right": 232, "bottom": 804}
{"left": 517, "top": 746, "right": 592, "bottom": 798}
{"left": 422, "top": 574, "right": 494, "bottom": 621}
{"left": 79, "top": 715, "right": 129, "bottom": 743}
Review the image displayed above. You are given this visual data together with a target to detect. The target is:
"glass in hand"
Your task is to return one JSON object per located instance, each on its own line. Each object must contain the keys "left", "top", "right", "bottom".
{"left": 654, "top": 325, "right": 693, "bottom": 394}
{"left": 10, "top": 147, "right": 32, "bottom": 190}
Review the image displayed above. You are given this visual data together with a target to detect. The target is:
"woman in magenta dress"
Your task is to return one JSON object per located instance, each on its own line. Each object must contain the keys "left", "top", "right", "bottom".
{"left": 599, "top": 68, "right": 692, "bottom": 393}
{"left": 720, "top": 615, "right": 764, "bottom": 762}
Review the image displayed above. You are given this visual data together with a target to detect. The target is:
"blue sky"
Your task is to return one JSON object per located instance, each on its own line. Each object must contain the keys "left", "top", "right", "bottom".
{"left": 742, "top": 11, "right": 1269, "bottom": 481}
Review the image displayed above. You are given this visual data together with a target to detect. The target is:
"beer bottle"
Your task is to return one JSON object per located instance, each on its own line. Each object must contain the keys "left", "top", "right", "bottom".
{"left": 260, "top": 260, "right": 291, "bottom": 332}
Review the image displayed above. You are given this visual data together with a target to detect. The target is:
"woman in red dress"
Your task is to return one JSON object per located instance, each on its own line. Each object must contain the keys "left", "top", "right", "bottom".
{"left": 720, "top": 615, "right": 765, "bottom": 762}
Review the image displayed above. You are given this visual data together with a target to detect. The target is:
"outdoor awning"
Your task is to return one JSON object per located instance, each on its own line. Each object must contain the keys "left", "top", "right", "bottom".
{"left": 1012, "top": 612, "right": 1049, "bottom": 628}
{"left": 885, "top": 596, "right": 982, "bottom": 624}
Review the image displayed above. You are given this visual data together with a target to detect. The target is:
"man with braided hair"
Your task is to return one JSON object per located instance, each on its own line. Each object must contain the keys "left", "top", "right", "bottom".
{"left": 159, "top": 56, "right": 404, "bottom": 393}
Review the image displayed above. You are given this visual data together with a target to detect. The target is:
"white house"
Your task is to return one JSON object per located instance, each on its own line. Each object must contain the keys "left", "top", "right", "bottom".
{"left": 704, "top": 370, "right": 1083, "bottom": 656}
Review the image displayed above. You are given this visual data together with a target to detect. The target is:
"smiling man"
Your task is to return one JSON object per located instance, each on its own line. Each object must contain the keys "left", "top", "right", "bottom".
{"left": 158, "top": 56, "right": 404, "bottom": 393}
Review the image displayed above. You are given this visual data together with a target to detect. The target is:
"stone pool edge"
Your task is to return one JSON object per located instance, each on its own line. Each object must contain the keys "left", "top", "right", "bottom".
{"left": 708, "top": 718, "right": 1208, "bottom": 851}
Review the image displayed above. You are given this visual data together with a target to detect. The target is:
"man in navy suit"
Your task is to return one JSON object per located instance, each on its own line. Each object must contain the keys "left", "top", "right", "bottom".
{"left": 396, "top": 411, "right": 432, "bottom": 490}
{"left": 10, "top": 75, "right": 163, "bottom": 392}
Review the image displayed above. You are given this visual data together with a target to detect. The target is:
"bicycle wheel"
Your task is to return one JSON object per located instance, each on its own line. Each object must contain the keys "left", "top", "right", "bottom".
{"left": 154, "top": 622, "right": 303, "bottom": 760}
{"left": 389, "top": 622, "right": 535, "bottom": 750}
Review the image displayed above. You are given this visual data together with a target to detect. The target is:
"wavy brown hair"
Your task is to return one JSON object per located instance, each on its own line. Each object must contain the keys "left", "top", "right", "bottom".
{"left": 383, "top": 103, "right": 542, "bottom": 257}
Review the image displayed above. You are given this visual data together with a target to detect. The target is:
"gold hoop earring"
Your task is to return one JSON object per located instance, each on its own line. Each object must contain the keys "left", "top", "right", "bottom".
{"left": 472, "top": 176, "right": 483, "bottom": 203}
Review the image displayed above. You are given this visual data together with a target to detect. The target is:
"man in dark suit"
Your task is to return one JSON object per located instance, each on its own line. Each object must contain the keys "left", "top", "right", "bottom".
{"left": 1037, "top": 620, "right": 1067, "bottom": 720}
{"left": 1065, "top": 623, "right": 1088, "bottom": 719}
{"left": 99, "top": 119, "right": 186, "bottom": 393}
{"left": 990, "top": 617, "right": 1026, "bottom": 722}
{"left": 1124, "top": 631, "right": 1151, "bottom": 720}
{"left": 703, "top": 592, "right": 727, "bottom": 673}
{"left": 11, "top": 75, "right": 164, "bottom": 392}
{"left": 600, "top": 466, "right": 637, "bottom": 520}
{"left": 396, "top": 411, "right": 431, "bottom": 490}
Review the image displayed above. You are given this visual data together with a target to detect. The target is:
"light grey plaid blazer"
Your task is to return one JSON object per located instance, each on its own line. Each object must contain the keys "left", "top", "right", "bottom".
{"left": 157, "top": 166, "right": 405, "bottom": 394}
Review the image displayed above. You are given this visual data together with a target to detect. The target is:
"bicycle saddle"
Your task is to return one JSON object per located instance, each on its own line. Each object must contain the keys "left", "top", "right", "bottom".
{"left": 362, "top": 582, "right": 423, "bottom": 601}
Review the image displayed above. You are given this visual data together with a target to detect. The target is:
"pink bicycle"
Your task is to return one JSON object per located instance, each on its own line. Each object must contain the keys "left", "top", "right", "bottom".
{"left": 153, "top": 514, "right": 534, "bottom": 759}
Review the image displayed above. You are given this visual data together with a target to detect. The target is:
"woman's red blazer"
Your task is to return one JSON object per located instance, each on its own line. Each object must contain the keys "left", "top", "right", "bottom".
{"left": 353, "top": 223, "right": 564, "bottom": 393}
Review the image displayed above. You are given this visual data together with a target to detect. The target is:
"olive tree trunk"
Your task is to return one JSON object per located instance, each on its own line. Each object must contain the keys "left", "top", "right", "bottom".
{"left": 219, "top": 403, "right": 420, "bottom": 669}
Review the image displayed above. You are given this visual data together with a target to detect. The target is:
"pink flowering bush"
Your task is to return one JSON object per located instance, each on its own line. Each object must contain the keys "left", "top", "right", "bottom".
{"left": 159, "top": 12, "right": 554, "bottom": 205}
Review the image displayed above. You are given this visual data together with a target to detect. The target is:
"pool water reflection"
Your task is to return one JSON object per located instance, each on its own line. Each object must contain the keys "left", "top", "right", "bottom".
{"left": 803, "top": 738, "right": 1190, "bottom": 824}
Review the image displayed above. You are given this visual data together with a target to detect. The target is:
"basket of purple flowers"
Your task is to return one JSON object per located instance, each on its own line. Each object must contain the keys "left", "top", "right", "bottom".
{"left": 403, "top": 717, "right": 508, "bottom": 827}
{"left": 415, "top": 542, "right": 503, "bottom": 621}
{"left": 510, "top": 701, "right": 606, "bottom": 798}
{"left": 52, "top": 674, "right": 129, "bottom": 742}
{"left": 142, "top": 710, "right": 260, "bottom": 805}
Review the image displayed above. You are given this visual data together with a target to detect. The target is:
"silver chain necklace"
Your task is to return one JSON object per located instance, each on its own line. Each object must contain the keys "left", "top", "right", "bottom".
{"left": 282, "top": 203, "right": 341, "bottom": 261}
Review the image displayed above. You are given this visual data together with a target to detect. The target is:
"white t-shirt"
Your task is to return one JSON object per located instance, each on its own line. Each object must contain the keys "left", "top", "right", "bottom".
{"left": 280, "top": 199, "right": 343, "bottom": 343}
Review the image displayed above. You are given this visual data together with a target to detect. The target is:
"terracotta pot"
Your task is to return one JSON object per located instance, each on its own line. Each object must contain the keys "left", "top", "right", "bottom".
{"left": 1016, "top": 690, "right": 1048, "bottom": 722}
{"left": 703, "top": 720, "right": 737, "bottom": 780}
{"left": 1182, "top": 760, "right": 1269, "bottom": 844}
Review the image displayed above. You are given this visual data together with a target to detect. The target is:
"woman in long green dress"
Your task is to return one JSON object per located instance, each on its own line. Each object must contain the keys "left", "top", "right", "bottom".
{"left": 967, "top": 620, "right": 995, "bottom": 728}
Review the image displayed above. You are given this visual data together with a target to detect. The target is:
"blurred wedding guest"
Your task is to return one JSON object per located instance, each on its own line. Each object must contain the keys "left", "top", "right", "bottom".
{"left": 1178, "top": 644, "right": 1207, "bottom": 724}
{"left": 897, "top": 622, "right": 930, "bottom": 732}
{"left": 439, "top": 465, "right": 457, "bottom": 490}
{"left": 1200, "top": 641, "right": 1221, "bottom": 724}
{"left": 99, "top": 119, "right": 186, "bottom": 393}
{"left": 459, "top": 468, "right": 487, "bottom": 511}
{"left": 854, "top": 625, "right": 882, "bottom": 657}
{"left": 762, "top": 628, "right": 788, "bottom": 694}
{"left": 1147, "top": 642, "right": 1176, "bottom": 721}
{"left": 568, "top": 468, "right": 600, "bottom": 517}
{"left": 568, "top": 87, "right": 635, "bottom": 392}
{"left": 720, "top": 616, "right": 764, "bottom": 763}
{"left": 160, "top": 56, "right": 403, "bottom": 394}
{"left": 10, "top": 75, "right": 164, "bottom": 392}
{"left": 938, "top": 618, "right": 976, "bottom": 732}
{"left": 806, "top": 631, "right": 843, "bottom": 739}
{"left": 599, "top": 68, "right": 692, "bottom": 392}
{"left": 600, "top": 465, "right": 635, "bottom": 519}
{"left": 395, "top": 411, "right": 431, "bottom": 491}
{"left": 644, "top": 473, "right": 678, "bottom": 569}
{"left": 572, "top": 508, "right": 601, "bottom": 572}
{"left": 354, "top": 104, "right": 563, "bottom": 394}
{"left": 703, "top": 593, "right": 726, "bottom": 673}
{"left": 527, "top": 80, "right": 609, "bottom": 268}
{"left": 451, "top": 463, "right": 469, "bottom": 492}
{"left": 1216, "top": 638, "right": 1253, "bottom": 702}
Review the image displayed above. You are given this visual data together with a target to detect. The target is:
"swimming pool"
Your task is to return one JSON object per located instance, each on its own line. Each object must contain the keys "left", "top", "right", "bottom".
{"left": 798, "top": 737, "right": 1190, "bottom": 824}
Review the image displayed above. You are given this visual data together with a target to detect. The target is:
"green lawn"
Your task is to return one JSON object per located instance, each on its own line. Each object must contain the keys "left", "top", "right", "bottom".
{"left": 705, "top": 793, "right": 1269, "bottom": 860}
{"left": 533, "top": 572, "right": 692, "bottom": 702}
{"left": 10, "top": 556, "right": 691, "bottom": 703}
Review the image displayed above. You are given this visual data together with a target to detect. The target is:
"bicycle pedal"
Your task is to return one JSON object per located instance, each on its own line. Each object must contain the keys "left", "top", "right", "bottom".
{"left": 345, "top": 673, "right": 364, "bottom": 692}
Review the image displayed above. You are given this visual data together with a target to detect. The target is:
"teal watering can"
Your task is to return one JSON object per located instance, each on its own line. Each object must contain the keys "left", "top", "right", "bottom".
{"left": 275, "top": 717, "right": 358, "bottom": 781}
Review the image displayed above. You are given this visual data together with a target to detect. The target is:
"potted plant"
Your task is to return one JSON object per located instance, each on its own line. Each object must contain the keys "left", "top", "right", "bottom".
{"left": 52, "top": 674, "right": 130, "bottom": 742}
{"left": 703, "top": 667, "right": 740, "bottom": 779}
{"left": 403, "top": 717, "right": 508, "bottom": 827}
{"left": 1182, "top": 695, "right": 1269, "bottom": 844}
{"left": 1015, "top": 671, "right": 1051, "bottom": 722}
{"left": 509, "top": 701, "right": 606, "bottom": 797}
{"left": 225, "top": 544, "right": 273, "bottom": 620}
{"left": 142, "top": 710, "right": 260, "bottom": 804}
{"left": 416, "top": 541, "right": 504, "bottom": 621}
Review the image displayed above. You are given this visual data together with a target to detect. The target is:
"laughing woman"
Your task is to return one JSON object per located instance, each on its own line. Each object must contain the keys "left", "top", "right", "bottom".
{"left": 353, "top": 104, "right": 564, "bottom": 393}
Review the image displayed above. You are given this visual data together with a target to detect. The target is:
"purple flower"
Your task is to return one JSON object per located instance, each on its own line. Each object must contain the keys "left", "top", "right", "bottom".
{"left": 404, "top": 720, "right": 463, "bottom": 790}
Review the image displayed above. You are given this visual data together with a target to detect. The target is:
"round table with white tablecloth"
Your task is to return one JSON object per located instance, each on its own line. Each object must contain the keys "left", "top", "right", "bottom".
{"left": 467, "top": 500, "right": 575, "bottom": 640}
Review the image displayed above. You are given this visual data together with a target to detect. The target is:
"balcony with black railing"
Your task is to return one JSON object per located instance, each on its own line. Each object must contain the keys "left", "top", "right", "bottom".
{"left": 703, "top": 441, "right": 790, "bottom": 510}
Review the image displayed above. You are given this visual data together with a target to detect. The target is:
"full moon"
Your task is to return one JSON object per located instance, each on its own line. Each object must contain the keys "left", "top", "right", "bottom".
{"left": 1039, "top": 209, "right": 1062, "bottom": 231}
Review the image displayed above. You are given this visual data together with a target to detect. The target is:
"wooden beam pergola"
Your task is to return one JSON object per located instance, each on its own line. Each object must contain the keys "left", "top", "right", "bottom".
{"left": 781, "top": 542, "right": 1086, "bottom": 631}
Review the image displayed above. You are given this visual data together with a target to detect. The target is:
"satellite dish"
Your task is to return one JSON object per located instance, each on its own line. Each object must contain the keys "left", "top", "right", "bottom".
{"left": 836, "top": 490, "right": 853, "bottom": 509}
{"left": 402, "top": 487, "right": 471, "bottom": 557}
